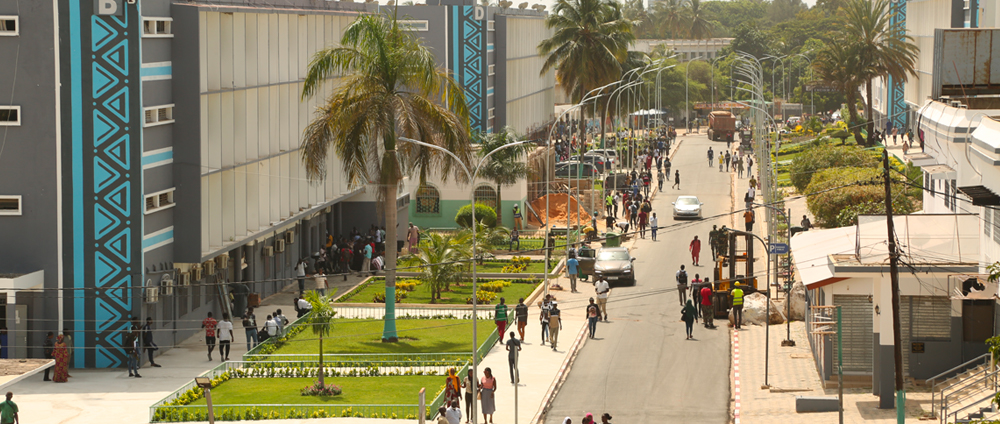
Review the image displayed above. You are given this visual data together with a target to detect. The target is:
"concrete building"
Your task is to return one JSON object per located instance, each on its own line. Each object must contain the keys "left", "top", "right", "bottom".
{"left": 633, "top": 38, "right": 733, "bottom": 61}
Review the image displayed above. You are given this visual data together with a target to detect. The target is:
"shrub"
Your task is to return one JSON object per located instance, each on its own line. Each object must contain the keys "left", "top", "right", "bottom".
{"left": 805, "top": 167, "right": 915, "bottom": 227}
{"left": 455, "top": 203, "right": 497, "bottom": 228}
{"left": 790, "top": 145, "right": 880, "bottom": 192}
{"left": 301, "top": 381, "right": 343, "bottom": 397}
{"left": 480, "top": 280, "right": 511, "bottom": 293}
{"left": 468, "top": 290, "right": 497, "bottom": 304}
{"left": 373, "top": 290, "right": 407, "bottom": 303}
{"left": 396, "top": 280, "right": 420, "bottom": 292}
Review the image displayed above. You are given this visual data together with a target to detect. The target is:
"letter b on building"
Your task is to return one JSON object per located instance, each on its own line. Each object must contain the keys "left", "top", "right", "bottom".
{"left": 95, "top": 0, "right": 122, "bottom": 16}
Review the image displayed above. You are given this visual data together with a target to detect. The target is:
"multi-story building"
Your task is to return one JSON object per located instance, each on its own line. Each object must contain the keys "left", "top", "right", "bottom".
{"left": 0, "top": 0, "right": 555, "bottom": 368}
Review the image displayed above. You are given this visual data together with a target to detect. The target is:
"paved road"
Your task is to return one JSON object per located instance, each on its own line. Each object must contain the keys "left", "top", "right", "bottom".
{"left": 544, "top": 133, "right": 734, "bottom": 423}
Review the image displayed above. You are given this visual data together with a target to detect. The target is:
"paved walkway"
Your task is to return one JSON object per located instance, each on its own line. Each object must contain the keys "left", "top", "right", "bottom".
{"left": 733, "top": 321, "right": 932, "bottom": 423}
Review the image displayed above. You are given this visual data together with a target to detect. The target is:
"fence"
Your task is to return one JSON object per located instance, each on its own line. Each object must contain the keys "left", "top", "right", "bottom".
{"left": 330, "top": 306, "right": 496, "bottom": 320}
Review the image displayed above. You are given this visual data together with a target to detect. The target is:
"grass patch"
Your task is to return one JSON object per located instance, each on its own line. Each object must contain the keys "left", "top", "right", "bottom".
{"left": 188, "top": 376, "right": 442, "bottom": 405}
{"left": 341, "top": 279, "right": 540, "bottom": 305}
{"left": 470, "top": 261, "right": 547, "bottom": 273}
{"left": 274, "top": 318, "right": 496, "bottom": 354}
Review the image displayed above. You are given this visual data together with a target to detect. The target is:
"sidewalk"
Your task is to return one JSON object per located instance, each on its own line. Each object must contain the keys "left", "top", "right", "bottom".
{"left": 733, "top": 322, "right": 932, "bottom": 423}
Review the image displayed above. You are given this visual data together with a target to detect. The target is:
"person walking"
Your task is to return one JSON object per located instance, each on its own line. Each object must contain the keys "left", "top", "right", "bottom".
{"left": 638, "top": 209, "right": 648, "bottom": 239}
{"left": 0, "top": 392, "right": 18, "bottom": 424}
{"left": 446, "top": 401, "right": 462, "bottom": 424}
{"left": 707, "top": 147, "right": 714, "bottom": 167}
{"left": 612, "top": 192, "right": 621, "bottom": 218}
{"left": 494, "top": 298, "right": 509, "bottom": 344}
{"left": 505, "top": 332, "right": 521, "bottom": 384}
{"left": 243, "top": 309, "right": 259, "bottom": 351}
{"left": 672, "top": 170, "right": 680, "bottom": 189}
{"left": 515, "top": 298, "right": 528, "bottom": 342}
{"left": 42, "top": 332, "right": 54, "bottom": 381}
{"left": 479, "top": 368, "right": 497, "bottom": 424}
{"left": 682, "top": 300, "right": 698, "bottom": 340}
{"left": 262, "top": 314, "right": 278, "bottom": 342}
{"left": 650, "top": 212, "right": 659, "bottom": 241}
{"left": 605, "top": 193, "right": 614, "bottom": 217}
{"left": 675, "top": 265, "right": 689, "bottom": 306}
{"left": 719, "top": 154, "right": 724, "bottom": 172}
{"left": 548, "top": 302, "right": 563, "bottom": 351}
{"left": 725, "top": 151, "right": 731, "bottom": 172}
{"left": 125, "top": 325, "right": 141, "bottom": 378}
{"left": 512, "top": 204, "right": 523, "bottom": 230}
{"left": 201, "top": 312, "right": 217, "bottom": 361}
{"left": 732, "top": 283, "right": 745, "bottom": 330}
{"left": 701, "top": 284, "right": 715, "bottom": 328}
{"left": 295, "top": 258, "right": 308, "bottom": 297}
{"left": 273, "top": 309, "right": 288, "bottom": 338}
{"left": 657, "top": 170, "right": 664, "bottom": 192}
{"left": 743, "top": 209, "right": 754, "bottom": 232}
{"left": 566, "top": 253, "right": 580, "bottom": 293}
{"left": 52, "top": 335, "right": 70, "bottom": 383}
{"left": 737, "top": 156, "right": 744, "bottom": 178}
{"left": 689, "top": 236, "right": 701, "bottom": 266}
{"left": 746, "top": 156, "right": 753, "bottom": 177}
{"left": 462, "top": 368, "right": 476, "bottom": 421}
{"left": 586, "top": 298, "right": 600, "bottom": 338}
{"left": 690, "top": 274, "right": 702, "bottom": 324}
{"left": 142, "top": 317, "right": 161, "bottom": 368}
{"left": 407, "top": 223, "right": 420, "bottom": 254}
{"left": 217, "top": 313, "right": 234, "bottom": 361}
{"left": 540, "top": 295, "right": 552, "bottom": 345}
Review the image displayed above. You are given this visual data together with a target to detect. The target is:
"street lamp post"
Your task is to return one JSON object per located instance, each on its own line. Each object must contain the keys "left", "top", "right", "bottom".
{"left": 752, "top": 201, "right": 794, "bottom": 346}
{"left": 684, "top": 56, "right": 705, "bottom": 132}
{"left": 397, "top": 136, "right": 533, "bottom": 424}
{"left": 725, "top": 227, "right": 772, "bottom": 388}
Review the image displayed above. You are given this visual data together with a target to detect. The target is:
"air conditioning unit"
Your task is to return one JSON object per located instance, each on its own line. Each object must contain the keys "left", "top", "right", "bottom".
{"left": 146, "top": 287, "right": 159, "bottom": 303}
{"left": 162, "top": 280, "right": 174, "bottom": 296}
{"left": 192, "top": 265, "right": 203, "bottom": 281}
{"left": 275, "top": 239, "right": 286, "bottom": 253}
{"left": 263, "top": 246, "right": 274, "bottom": 257}
{"left": 179, "top": 272, "right": 191, "bottom": 286}
{"left": 285, "top": 232, "right": 295, "bottom": 244}
{"left": 216, "top": 253, "right": 230, "bottom": 269}
{"left": 204, "top": 260, "right": 216, "bottom": 275}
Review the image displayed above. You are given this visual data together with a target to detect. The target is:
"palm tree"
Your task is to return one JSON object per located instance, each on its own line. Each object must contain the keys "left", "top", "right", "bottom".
{"left": 538, "top": 0, "right": 635, "bottom": 103}
{"left": 303, "top": 291, "right": 336, "bottom": 385}
{"left": 475, "top": 127, "right": 533, "bottom": 226}
{"left": 400, "top": 232, "right": 472, "bottom": 301}
{"left": 813, "top": 40, "right": 865, "bottom": 143}
{"left": 842, "top": 0, "right": 918, "bottom": 144}
{"left": 650, "top": 0, "right": 688, "bottom": 39}
{"left": 300, "top": 13, "right": 472, "bottom": 342}
{"left": 686, "top": 0, "right": 715, "bottom": 40}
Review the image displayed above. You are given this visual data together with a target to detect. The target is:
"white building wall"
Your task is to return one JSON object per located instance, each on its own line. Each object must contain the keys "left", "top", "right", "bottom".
{"left": 504, "top": 16, "right": 555, "bottom": 134}
{"left": 197, "top": 10, "right": 355, "bottom": 255}
{"left": 905, "top": 0, "right": 955, "bottom": 112}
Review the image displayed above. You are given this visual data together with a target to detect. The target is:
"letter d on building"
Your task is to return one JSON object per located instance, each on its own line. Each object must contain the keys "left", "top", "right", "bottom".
{"left": 95, "top": 0, "right": 122, "bottom": 16}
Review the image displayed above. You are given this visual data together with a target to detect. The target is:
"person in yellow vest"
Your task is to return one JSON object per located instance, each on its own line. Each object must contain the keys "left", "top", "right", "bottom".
{"left": 512, "top": 205, "right": 523, "bottom": 230}
{"left": 731, "top": 283, "right": 744, "bottom": 330}
{"left": 605, "top": 193, "right": 614, "bottom": 218}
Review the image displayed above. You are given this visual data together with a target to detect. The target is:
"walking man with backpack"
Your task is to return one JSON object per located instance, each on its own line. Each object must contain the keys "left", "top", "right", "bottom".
{"left": 676, "top": 265, "right": 689, "bottom": 306}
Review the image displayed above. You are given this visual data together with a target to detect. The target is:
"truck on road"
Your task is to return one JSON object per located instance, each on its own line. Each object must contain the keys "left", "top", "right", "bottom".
{"left": 707, "top": 111, "right": 737, "bottom": 142}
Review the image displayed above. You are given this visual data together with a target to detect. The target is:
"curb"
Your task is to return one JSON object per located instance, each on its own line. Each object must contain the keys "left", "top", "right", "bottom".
{"left": 732, "top": 329, "right": 741, "bottom": 424}
{"left": 530, "top": 322, "right": 590, "bottom": 424}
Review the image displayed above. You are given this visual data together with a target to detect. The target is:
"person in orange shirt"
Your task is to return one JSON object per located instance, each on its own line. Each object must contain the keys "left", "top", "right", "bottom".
{"left": 743, "top": 209, "right": 754, "bottom": 232}
{"left": 689, "top": 236, "right": 701, "bottom": 266}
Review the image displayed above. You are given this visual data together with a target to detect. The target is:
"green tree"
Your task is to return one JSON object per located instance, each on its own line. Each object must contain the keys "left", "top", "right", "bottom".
{"left": 686, "top": 0, "right": 716, "bottom": 40}
{"left": 789, "top": 144, "right": 880, "bottom": 192}
{"left": 650, "top": 0, "right": 689, "bottom": 39}
{"left": 842, "top": 0, "right": 919, "bottom": 144}
{"left": 699, "top": 0, "right": 767, "bottom": 36}
{"left": 538, "top": 0, "right": 635, "bottom": 103}
{"left": 400, "top": 232, "right": 472, "bottom": 301}
{"left": 813, "top": 39, "right": 866, "bottom": 144}
{"left": 806, "top": 167, "right": 914, "bottom": 227}
{"left": 729, "top": 22, "right": 773, "bottom": 59}
{"left": 303, "top": 291, "right": 336, "bottom": 385}
{"left": 475, "top": 127, "right": 533, "bottom": 226}
{"left": 300, "top": 13, "right": 472, "bottom": 342}
{"left": 455, "top": 203, "right": 498, "bottom": 228}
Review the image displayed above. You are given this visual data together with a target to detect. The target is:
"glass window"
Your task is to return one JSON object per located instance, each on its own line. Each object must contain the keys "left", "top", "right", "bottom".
{"left": 474, "top": 185, "right": 498, "bottom": 210}
{"left": 597, "top": 250, "right": 630, "bottom": 261}
{"left": 415, "top": 185, "right": 439, "bottom": 215}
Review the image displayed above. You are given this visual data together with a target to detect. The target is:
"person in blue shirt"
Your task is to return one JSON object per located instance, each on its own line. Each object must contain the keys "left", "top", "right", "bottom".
{"left": 361, "top": 241, "right": 373, "bottom": 276}
{"left": 566, "top": 252, "right": 580, "bottom": 293}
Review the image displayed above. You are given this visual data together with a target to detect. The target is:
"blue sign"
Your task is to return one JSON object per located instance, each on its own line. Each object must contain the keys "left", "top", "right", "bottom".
{"left": 769, "top": 242, "right": 790, "bottom": 254}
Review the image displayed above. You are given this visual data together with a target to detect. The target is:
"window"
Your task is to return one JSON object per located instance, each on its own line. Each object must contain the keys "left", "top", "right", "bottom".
{"left": 0, "top": 106, "right": 20, "bottom": 126}
{"left": 142, "top": 18, "right": 173, "bottom": 37}
{"left": 908, "top": 296, "right": 951, "bottom": 340}
{"left": 986, "top": 205, "right": 992, "bottom": 238}
{"left": 950, "top": 179, "right": 958, "bottom": 212}
{"left": 397, "top": 20, "right": 428, "bottom": 31}
{"left": 993, "top": 207, "right": 1000, "bottom": 245}
{"left": 0, "top": 196, "right": 21, "bottom": 216}
{"left": 144, "top": 188, "right": 175, "bottom": 214}
{"left": 489, "top": 64, "right": 495, "bottom": 76}
{"left": 415, "top": 185, "right": 440, "bottom": 215}
{"left": 474, "top": 185, "right": 497, "bottom": 210}
{"left": 488, "top": 108, "right": 495, "bottom": 119}
{"left": 0, "top": 16, "right": 17, "bottom": 36}
{"left": 925, "top": 172, "right": 932, "bottom": 197}
{"left": 487, "top": 20, "right": 495, "bottom": 31}
{"left": 144, "top": 105, "right": 174, "bottom": 127}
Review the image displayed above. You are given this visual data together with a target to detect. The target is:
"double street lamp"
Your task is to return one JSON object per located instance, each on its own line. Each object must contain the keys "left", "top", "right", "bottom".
{"left": 725, "top": 227, "right": 773, "bottom": 388}
{"left": 397, "top": 135, "right": 532, "bottom": 424}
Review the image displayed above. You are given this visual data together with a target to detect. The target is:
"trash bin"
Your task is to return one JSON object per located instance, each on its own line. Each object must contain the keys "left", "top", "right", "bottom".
{"left": 604, "top": 232, "right": 621, "bottom": 247}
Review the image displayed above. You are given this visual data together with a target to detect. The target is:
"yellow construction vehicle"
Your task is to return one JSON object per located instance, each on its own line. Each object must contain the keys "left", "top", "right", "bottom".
{"left": 700, "top": 231, "right": 760, "bottom": 319}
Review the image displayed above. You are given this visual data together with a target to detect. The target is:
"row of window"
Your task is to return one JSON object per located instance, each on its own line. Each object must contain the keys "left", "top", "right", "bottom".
{"left": 0, "top": 17, "right": 171, "bottom": 37}
{"left": 0, "top": 104, "right": 173, "bottom": 127}
{"left": 0, "top": 190, "right": 174, "bottom": 216}
{"left": 414, "top": 185, "right": 498, "bottom": 215}
{"left": 396, "top": 19, "right": 496, "bottom": 32}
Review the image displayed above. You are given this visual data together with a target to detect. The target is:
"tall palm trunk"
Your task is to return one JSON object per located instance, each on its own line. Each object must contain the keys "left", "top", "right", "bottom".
{"left": 495, "top": 183, "right": 504, "bottom": 227}
{"left": 382, "top": 150, "right": 400, "bottom": 342}
{"left": 865, "top": 80, "right": 874, "bottom": 147}
{"left": 845, "top": 90, "right": 864, "bottom": 146}
{"left": 318, "top": 334, "right": 325, "bottom": 385}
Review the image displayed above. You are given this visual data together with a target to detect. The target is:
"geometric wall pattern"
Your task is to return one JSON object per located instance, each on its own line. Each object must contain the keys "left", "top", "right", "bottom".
{"left": 62, "top": 0, "right": 141, "bottom": 368}
{"left": 453, "top": 5, "right": 485, "bottom": 132}
{"left": 888, "top": 0, "right": 907, "bottom": 129}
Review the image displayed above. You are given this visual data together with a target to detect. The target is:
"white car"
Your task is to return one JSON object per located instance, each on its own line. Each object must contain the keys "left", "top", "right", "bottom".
{"left": 672, "top": 195, "right": 703, "bottom": 220}
{"left": 586, "top": 149, "right": 617, "bottom": 168}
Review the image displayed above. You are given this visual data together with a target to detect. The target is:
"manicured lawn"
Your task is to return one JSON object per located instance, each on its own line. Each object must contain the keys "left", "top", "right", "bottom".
{"left": 188, "top": 376, "right": 443, "bottom": 405}
{"left": 341, "top": 279, "right": 541, "bottom": 305}
{"left": 470, "top": 261, "right": 548, "bottom": 273}
{"left": 274, "top": 319, "right": 495, "bottom": 354}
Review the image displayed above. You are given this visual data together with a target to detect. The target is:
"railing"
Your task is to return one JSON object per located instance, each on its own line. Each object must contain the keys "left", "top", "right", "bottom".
{"left": 152, "top": 403, "right": 423, "bottom": 422}
{"left": 930, "top": 353, "right": 992, "bottom": 417}
{"left": 940, "top": 365, "right": 1000, "bottom": 424}
{"left": 329, "top": 306, "right": 494, "bottom": 320}
{"left": 948, "top": 391, "right": 998, "bottom": 424}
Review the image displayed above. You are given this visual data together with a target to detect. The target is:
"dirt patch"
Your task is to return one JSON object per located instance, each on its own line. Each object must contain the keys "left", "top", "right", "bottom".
{"left": 527, "top": 194, "right": 593, "bottom": 227}
{"left": 0, "top": 359, "right": 50, "bottom": 376}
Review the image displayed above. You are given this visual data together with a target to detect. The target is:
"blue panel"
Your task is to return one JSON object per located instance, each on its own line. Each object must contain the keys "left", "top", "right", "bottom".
{"left": 142, "top": 229, "right": 174, "bottom": 249}
{"left": 141, "top": 150, "right": 173, "bottom": 166}
{"left": 461, "top": 6, "right": 484, "bottom": 132}
{"left": 140, "top": 65, "right": 172, "bottom": 78}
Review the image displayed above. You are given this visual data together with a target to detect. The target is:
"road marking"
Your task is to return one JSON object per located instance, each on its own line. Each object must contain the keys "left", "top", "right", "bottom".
{"left": 733, "top": 328, "right": 741, "bottom": 424}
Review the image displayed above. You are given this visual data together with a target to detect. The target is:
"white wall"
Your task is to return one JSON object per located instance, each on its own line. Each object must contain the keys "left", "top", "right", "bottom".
{"left": 905, "top": 0, "right": 955, "bottom": 110}
{"left": 504, "top": 16, "right": 555, "bottom": 134}
{"left": 197, "top": 11, "right": 356, "bottom": 255}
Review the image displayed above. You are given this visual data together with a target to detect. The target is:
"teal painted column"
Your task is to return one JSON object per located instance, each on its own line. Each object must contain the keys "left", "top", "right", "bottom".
{"left": 382, "top": 285, "right": 398, "bottom": 341}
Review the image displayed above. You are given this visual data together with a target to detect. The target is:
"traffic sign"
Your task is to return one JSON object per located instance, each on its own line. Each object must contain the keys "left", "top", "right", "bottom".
{"left": 769, "top": 242, "right": 790, "bottom": 254}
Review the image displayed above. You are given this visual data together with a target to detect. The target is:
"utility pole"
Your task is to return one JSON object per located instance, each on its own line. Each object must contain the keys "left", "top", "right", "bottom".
{"left": 881, "top": 149, "right": 905, "bottom": 423}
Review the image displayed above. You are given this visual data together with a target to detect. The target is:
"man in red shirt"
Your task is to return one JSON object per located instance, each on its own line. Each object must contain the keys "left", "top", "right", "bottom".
{"left": 201, "top": 312, "right": 218, "bottom": 361}
{"left": 700, "top": 285, "right": 715, "bottom": 328}
{"left": 689, "top": 236, "right": 702, "bottom": 266}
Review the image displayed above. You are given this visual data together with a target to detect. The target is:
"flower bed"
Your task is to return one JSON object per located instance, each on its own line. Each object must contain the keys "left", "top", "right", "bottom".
{"left": 337, "top": 277, "right": 540, "bottom": 305}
